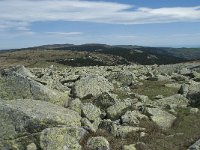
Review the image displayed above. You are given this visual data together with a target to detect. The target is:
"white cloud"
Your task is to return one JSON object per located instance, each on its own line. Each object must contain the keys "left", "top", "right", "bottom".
{"left": 45, "top": 32, "right": 83, "bottom": 36}
{"left": 0, "top": 0, "right": 200, "bottom": 31}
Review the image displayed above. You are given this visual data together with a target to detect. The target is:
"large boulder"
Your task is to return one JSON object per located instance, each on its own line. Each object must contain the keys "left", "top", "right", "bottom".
{"left": 106, "top": 102, "right": 130, "bottom": 120}
{"left": 146, "top": 108, "right": 176, "bottom": 129}
{"left": 40, "top": 127, "right": 82, "bottom": 150}
{"left": 188, "top": 139, "right": 200, "bottom": 150}
{"left": 73, "top": 75, "right": 114, "bottom": 99}
{"left": 0, "top": 69, "right": 69, "bottom": 105}
{"left": 94, "top": 92, "right": 116, "bottom": 110}
{"left": 69, "top": 98, "right": 82, "bottom": 115}
{"left": 121, "top": 110, "right": 148, "bottom": 126}
{"left": 178, "top": 84, "right": 189, "bottom": 96}
{"left": 12, "top": 65, "right": 35, "bottom": 78}
{"left": 0, "top": 99, "right": 81, "bottom": 149}
{"left": 107, "top": 71, "right": 134, "bottom": 86}
{"left": 82, "top": 103, "right": 102, "bottom": 121}
{"left": 81, "top": 117, "right": 101, "bottom": 133}
{"left": 155, "top": 94, "right": 189, "bottom": 108}
{"left": 86, "top": 136, "right": 110, "bottom": 150}
{"left": 187, "top": 83, "right": 200, "bottom": 106}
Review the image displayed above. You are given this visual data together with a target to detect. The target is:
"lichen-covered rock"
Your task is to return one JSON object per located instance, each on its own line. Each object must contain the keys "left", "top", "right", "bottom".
{"left": 121, "top": 110, "right": 148, "bottom": 126}
{"left": 94, "top": 92, "right": 116, "bottom": 110}
{"left": 69, "top": 98, "right": 82, "bottom": 114}
{"left": 188, "top": 138, "right": 200, "bottom": 150}
{"left": 40, "top": 127, "right": 82, "bottom": 150}
{"left": 187, "top": 83, "right": 200, "bottom": 106}
{"left": 81, "top": 117, "right": 101, "bottom": 133}
{"left": 179, "top": 84, "right": 189, "bottom": 96}
{"left": 0, "top": 99, "right": 81, "bottom": 149}
{"left": 87, "top": 136, "right": 110, "bottom": 150}
{"left": 82, "top": 103, "right": 102, "bottom": 121}
{"left": 73, "top": 75, "right": 114, "bottom": 99}
{"left": 146, "top": 108, "right": 176, "bottom": 129}
{"left": 155, "top": 94, "right": 189, "bottom": 108}
{"left": 26, "top": 143, "right": 37, "bottom": 150}
{"left": 13, "top": 65, "right": 35, "bottom": 78}
{"left": 107, "top": 71, "right": 134, "bottom": 86}
{"left": 123, "top": 144, "right": 137, "bottom": 150}
{"left": 0, "top": 70, "right": 69, "bottom": 105}
{"left": 65, "top": 127, "right": 89, "bottom": 142}
{"left": 106, "top": 102, "right": 129, "bottom": 120}
{"left": 114, "top": 125, "right": 145, "bottom": 138}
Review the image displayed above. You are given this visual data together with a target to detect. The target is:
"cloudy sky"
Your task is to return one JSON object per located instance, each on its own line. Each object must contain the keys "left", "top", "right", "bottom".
{"left": 0, "top": 0, "right": 200, "bottom": 49}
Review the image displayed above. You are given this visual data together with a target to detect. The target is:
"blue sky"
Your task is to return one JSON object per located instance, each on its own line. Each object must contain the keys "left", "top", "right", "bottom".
{"left": 0, "top": 0, "right": 200, "bottom": 49}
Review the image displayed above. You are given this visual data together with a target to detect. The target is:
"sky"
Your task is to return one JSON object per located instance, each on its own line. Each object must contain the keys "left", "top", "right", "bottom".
{"left": 0, "top": 0, "right": 200, "bottom": 49}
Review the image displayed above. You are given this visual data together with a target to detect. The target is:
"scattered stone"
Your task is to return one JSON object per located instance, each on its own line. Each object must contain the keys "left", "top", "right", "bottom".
{"left": 146, "top": 108, "right": 176, "bottom": 129}
{"left": 106, "top": 102, "right": 129, "bottom": 120}
{"left": 155, "top": 94, "right": 189, "bottom": 109}
{"left": 94, "top": 92, "right": 116, "bottom": 109}
{"left": 190, "top": 108, "right": 199, "bottom": 114}
{"left": 82, "top": 103, "right": 102, "bottom": 121}
{"left": 155, "top": 95, "right": 164, "bottom": 100}
{"left": 40, "top": 127, "right": 81, "bottom": 150}
{"left": 81, "top": 118, "right": 101, "bottom": 133}
{"left": 121, "top": 110, "right": 148, "bottom": 126}
{"left": 114, "top": 125, "right": 145, "bottom": 138}
{"left": 107, "top": 71, "right": 134, "bottom": 86}
{"left": 123, "top": 144, "right": 137, "bottom": 150}
{"left": 179, "top": 84, "right": 189, "bottom": 96}
{"left": 0, "top": 99, "right": 81, "bottom": 142}
{"left": 187, "top": 83, "right": 200, "bottom": 107}
{"left": 0, "top": 70, "right": 69, "bottom": 105}
{"left": 87, "top": 136, "right": 110, "bottom": 150}
{"left": 188, "top": 139, "right": 200, "bottom": 150}
{"left": 73, "top": 75, "right": 114, "bottom": 99}
{"left": 179, "top": 68, "right": 191, "bottom": 75}
{"left": 68, "top": 98, "right": 82, "bottom": 114}
{"left": 26, "top": 143, "right": 37, "bottom": 150}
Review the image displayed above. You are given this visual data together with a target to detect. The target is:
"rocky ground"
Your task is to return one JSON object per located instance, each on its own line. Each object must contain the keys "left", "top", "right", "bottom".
{"left": 1, "top": 63, "right": 200, "bottom": 150}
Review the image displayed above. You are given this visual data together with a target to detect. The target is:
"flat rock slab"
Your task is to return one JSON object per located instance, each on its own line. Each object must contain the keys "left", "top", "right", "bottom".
{"left": 0, "top": 99, "right": 81, "bottom": 141}
{"left": 146, "top": 108, "right": 176, "bottom": 129}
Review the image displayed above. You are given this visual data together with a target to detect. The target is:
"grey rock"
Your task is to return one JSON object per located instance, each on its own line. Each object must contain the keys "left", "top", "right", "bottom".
{"left": 107, "top": 71, "right": 134, "bottom": 86}
{"left": 82, "top": 103, "right": 102, "bottom": 121}
{"left": 87, "top": 136, "right": 110, "bottom": 150}
{"left": 187, "top": 83, "right": 200, "bottom": 106}
{"left": 114, "top": 125, "right": 145, "bottom": 138}
{"left": 68, "top": 98, "right": 82, "bottom": 115}
{"left": 155, "top": 94, "right": 189, "bottom": 109}
{"left": 0, "top": 99, "right": 81, "bottom": 142}
{"left": 146, "top": 108, "right": 176, "bottom": 129}
{"left": 94, "top": 92, "right": 116, "bottom": 110}
{"left": 0, "top": 70, "right": 69, "bottom": 106}
{"left": 190, "top": 108, "right": 199, "bottom": 114}
{"left": 179, "top": 68, "right": 191, "bottom": 75}
{"left": 81, "top": 118, "right": 101, "bottom": 133}
{"left": 121, "top": 110, "right": 148, "bottom": 126}
{"left": 106, "top": 102, "right": 130, "bottom": 120}
{"left": 27, "top": 143, "right": 37, "bottom": 150}
{"left": 179, "top": 84, "right": 189, "bottom": 96}
{"left": 188, "top": 139, "right": 200, "bottom": 150}
{"left": 123, "top": 144, "right": 137, "bottom": 150}
{"left": 73, "top": 75, "right": 114, "bottom": 99}
{"left": 40, "top": 127, "right": 82, "bottom": 150}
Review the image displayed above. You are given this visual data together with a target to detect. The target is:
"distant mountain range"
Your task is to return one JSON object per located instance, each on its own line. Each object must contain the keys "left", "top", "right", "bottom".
{"left": 0, "top": 44, "right": 200, "bottom": 68}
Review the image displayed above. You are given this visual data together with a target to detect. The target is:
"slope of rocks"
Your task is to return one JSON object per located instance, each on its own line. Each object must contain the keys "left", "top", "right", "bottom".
{"left": 0, "top": 62, "right": 200, "bottom": 150}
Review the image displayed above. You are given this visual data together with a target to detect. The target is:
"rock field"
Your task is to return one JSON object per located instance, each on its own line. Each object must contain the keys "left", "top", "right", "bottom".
{"left": 1, "top": 63, "right": 200, "bottom": 150}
